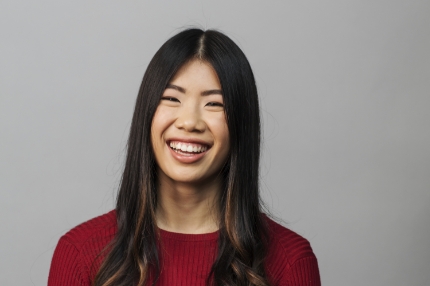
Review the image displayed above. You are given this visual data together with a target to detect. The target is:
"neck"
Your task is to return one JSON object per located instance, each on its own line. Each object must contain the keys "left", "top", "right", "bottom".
{"left": 156, "top": 174, "right": 221, "bottom": 234}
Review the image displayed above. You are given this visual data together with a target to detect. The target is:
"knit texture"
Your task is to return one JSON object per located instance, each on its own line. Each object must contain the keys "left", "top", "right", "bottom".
{"left": 48, "top": 211, "right": 320, "bottom": 285}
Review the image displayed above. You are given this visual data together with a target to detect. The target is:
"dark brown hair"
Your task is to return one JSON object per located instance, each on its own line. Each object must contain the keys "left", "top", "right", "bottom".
{"left": 93, "top": 28, "right": 270, "bottom": 286}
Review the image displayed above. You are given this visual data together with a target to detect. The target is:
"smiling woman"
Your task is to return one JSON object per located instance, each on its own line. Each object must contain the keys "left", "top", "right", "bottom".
{"left": 48, "top": 29, "right": 320, "bottom": 286}
{"left": 151, "top": 60, "right": 230, "bottom": 189}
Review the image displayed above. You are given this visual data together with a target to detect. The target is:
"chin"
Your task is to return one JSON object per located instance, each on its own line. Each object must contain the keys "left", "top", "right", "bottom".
{"left": 162, "top": 168, "right": 219, "bottom": 186}
{"left": 169, "top": 173, "right": 207, "bottom": 184}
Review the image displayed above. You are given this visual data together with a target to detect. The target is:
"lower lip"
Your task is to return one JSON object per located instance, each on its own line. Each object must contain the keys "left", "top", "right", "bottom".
{"left": 168, "top": 144, "right": 208, "bottom": 164}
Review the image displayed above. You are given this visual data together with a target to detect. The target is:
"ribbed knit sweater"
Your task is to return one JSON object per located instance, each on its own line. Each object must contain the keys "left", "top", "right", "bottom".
{"left": 48, "top": 211, "right": 320, "bottom": 285}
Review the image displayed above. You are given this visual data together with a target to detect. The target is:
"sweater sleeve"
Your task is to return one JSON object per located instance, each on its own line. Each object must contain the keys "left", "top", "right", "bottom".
{"left": 48, "top": 237, "right": 89, "bottom": 286}
{"left": 280, "top": 256, "right": 321, "bottom": 286}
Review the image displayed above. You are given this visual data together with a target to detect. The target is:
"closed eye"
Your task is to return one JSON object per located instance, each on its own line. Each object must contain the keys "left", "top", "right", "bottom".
{"left": 205, "top": 102, "right": 224, "bottom": 107}
{"left": 161, "top": 97, "right": 180, "bottom": 103}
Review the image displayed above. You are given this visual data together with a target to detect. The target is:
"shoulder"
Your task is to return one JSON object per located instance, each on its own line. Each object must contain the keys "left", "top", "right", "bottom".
{"left": 264, "top": 215, "right": 321, "bottom": 285}
{"left": 48, "top": 210, "right": 117, "bottom": 286}
{"left": 264, "top": 216, "right": 315, "bottom": 262}
{"left": 60, "top": 210, "right": 117, "bottom": 248}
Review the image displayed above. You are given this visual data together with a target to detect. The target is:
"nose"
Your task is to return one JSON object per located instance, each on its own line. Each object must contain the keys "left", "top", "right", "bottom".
{"left": 174, "top": 104, "right": 206, "bottom": 133}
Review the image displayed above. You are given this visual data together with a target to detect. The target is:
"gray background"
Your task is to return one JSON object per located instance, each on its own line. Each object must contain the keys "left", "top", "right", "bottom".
{"left": 1, "top": 0, "right": 429, "bottom": 285}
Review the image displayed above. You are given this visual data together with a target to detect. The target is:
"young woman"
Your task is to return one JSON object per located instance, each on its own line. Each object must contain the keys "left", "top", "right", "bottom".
{"left": 48, "top": 29, "right": 320, "bottom": 286}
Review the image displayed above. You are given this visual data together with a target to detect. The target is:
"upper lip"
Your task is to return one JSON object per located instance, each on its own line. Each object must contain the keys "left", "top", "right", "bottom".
{"left": 166, "top": 137, "right": 212, "bottom": 147}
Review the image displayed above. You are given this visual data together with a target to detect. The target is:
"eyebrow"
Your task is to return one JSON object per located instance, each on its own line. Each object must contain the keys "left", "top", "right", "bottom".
{"left": 166, "top": 84, "right": 223, "bottom": 96}
{"left": 166, "top": 84, "right": 186, "bottom": 93}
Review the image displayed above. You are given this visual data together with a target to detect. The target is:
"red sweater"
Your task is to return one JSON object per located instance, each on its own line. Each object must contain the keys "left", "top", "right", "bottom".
{"left": 48, "top": 211, "right": 320, "bottom": 285}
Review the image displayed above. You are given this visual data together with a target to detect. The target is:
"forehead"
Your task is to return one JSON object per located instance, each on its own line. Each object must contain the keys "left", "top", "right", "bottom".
{"left": 169, "top": 59, "right": 221, "bottom": 89}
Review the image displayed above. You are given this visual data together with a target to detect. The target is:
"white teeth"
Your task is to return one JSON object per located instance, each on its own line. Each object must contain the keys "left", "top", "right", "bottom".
{"left": 169, "top": 141, "right": 208, "bottom": 153}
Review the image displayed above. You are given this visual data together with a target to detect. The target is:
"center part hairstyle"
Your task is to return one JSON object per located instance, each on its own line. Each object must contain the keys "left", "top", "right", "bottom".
{"left": 94, "top": 28, "right": 270, "bottom": 286}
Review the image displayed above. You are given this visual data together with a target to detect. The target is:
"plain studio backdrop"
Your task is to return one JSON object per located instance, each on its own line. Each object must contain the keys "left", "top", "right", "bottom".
{"left": 1, "top": 1, "right": 429, "bottom": 285}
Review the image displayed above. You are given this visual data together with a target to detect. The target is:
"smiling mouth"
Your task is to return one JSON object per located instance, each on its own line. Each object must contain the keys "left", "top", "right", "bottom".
{"left": 168, "top": 141, "right": 210, "bottom": 154}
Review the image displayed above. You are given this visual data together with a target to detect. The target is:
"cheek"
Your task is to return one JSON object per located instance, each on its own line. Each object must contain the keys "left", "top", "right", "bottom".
{"left": 210, "top": 116, "right": 230, "bottom": 150}
{"left": 150, "top": 108, "right": 167, "bottom": 150}
{"left": 151, "top": 107, "right": 172, "bottom": 137}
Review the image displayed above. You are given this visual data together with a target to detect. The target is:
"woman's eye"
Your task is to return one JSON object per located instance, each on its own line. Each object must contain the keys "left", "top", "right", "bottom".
{"left": 161, "top": 97, "right": 180, "bottom": 102}
{"left": 206, "top": 102, "right": 224, "bottom": 107}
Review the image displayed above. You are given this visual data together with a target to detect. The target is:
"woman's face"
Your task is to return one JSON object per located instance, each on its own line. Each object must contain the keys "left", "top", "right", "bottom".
{"left": 151, "top": 59, "right": 230, "bottom": 185}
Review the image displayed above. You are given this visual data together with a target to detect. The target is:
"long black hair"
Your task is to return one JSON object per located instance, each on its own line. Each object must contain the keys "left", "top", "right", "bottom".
{"left": 93, "top": 28, "right": 270, "bottom": 286}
